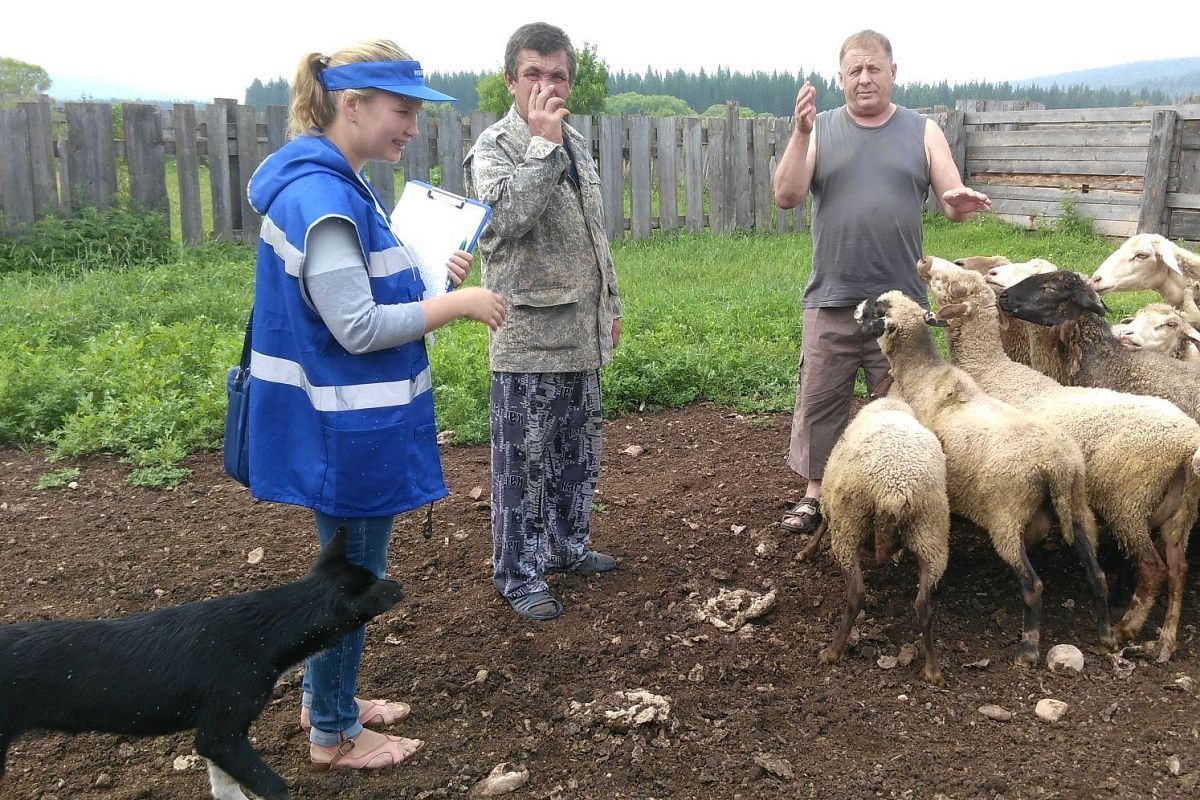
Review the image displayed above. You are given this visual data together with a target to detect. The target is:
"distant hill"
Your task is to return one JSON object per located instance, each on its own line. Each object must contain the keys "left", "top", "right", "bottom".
{"left": 1013, "top": 57, "right": 1200, "bottom": 100}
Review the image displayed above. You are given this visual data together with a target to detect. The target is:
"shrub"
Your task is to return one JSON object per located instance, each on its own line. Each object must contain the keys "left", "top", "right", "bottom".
{"left": 0, "top": 203, "right": 173, "bottom": 275}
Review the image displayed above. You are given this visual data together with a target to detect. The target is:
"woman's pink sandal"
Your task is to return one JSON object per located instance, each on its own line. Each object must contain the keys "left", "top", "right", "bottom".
{"left": 310, "top": 734, "right": 425, "bottom": 771}
{"left": 300, "top": 698, "right": 411, "bottom": 731}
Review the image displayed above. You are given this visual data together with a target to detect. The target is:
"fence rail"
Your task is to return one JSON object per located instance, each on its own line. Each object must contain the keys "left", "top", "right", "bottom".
{"left": 2, "top": 99, "right": 1199, "bottom": 243}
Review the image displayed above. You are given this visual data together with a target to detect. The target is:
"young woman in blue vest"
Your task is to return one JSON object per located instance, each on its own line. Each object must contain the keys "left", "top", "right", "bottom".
{"left": 246, "top": 40, "right": 504, "bottom": 771}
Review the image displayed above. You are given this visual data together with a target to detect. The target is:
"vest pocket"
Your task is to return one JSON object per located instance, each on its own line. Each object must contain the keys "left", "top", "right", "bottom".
{"left": 320, "top": 420, "right": 442, "bottom": 514}
{"left": 509, "top": 287, "right": 583, "bottom": 352}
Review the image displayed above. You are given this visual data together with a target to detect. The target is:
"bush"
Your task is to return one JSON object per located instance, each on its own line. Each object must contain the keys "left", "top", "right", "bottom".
{"left": 0, "top": 203, "right": 173, "bottom": 275}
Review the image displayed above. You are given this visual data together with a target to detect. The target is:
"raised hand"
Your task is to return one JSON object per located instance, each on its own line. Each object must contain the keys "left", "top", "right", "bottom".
{"left": 794, "top": 81, "right": 816, "bottom": 135}
{"left": 527, "top": 82, "right": 570, "bottom": 144}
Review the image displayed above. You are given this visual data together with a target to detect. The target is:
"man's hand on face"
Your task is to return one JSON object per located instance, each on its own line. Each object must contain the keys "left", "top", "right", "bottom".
{"left": 526, "top": 82, "right": 569, "bottom": 144}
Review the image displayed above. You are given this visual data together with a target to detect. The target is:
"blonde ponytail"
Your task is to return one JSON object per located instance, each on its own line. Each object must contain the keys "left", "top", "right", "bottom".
{"left": 286, "top": 40, "right": 414, "bottom": 138}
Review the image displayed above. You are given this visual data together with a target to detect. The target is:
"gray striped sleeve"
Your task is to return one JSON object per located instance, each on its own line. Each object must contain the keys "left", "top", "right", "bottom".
{"left": 303, "top": 217, "right": 426, "bottom": 354}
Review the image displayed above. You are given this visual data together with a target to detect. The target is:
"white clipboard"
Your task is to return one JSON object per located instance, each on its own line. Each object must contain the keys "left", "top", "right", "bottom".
{"left": 389, "top": 180, "right": 492, "bottom": 300}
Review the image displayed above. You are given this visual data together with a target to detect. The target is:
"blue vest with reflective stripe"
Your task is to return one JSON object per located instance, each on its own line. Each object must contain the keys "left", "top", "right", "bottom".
{"left": 246, "top": 136, "right": 446, "bottom": 517}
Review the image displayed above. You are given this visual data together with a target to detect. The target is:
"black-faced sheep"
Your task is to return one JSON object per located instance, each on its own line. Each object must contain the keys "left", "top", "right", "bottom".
{"left": 1089, "top": 234, "right": 1200, "bottom": 326}
{"left": 857, "top": 291, "right": 1111, "bottom": 666}
{"left": 797, "top": 395, "right": 949, "bottom": 685}
{"left": 921, "top": 256, "right": 1200, "bottom": 660}
{"left": 998, "top": 270, "right": 1200, "bottom": 425}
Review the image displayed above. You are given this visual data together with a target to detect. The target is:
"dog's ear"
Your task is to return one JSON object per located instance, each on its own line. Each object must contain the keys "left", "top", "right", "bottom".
{"left": 315, "top": 526, "right": 351, "bottom": 570}
{"left": 924, "top": 310, "right": 949, "bottom": 328}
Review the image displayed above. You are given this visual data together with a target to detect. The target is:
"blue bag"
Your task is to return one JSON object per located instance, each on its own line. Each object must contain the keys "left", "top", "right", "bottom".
{"left": 223, "top": 313, "right": 252, "bottom": 486}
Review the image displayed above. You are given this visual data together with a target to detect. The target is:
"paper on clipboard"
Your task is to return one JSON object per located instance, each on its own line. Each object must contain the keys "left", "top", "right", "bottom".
{"left": 389, "top": 180, "right": 491, "bottom": 300}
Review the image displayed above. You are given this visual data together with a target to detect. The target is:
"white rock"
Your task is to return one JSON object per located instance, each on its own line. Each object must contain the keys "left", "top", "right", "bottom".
{"left": 469, "top": 762, "right": 529, "bottom": 797}
{"left": 877, "top": 655, "right": 898, "bottom": 670}
{"left": 622, "top": 445, "right": 645, "bottom": 457}
{"left": 1172, "top": 674, "right": 1196, "bottom": 693}
{"left": 172, "top": 754, "right": 201, "bottom": 771}
{"left": 1167, "top": 756, "right": 1182, "bottom": 777}
{"left": 696, "top": 588, "right": 777, "bottom": 632}
{"left": 67, "top": 481, "right": 79, "bottom": 490}
{"left": 1046, "top": 644, "right": 1085, "bottom": 673}
{"left": 469, "top": 486, "right": 484, "bottom": 500}
{"left": 1035, "top": 698, "right": 1069, "bottom": 722}
{"left": 246, "top": 547, "right": 264, "bottom": 565}
{"left": 978, "top": 704, "right": 1013, "bottom": 722}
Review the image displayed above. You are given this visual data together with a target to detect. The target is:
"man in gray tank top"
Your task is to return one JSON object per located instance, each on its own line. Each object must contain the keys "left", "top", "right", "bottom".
{"left": 773, "top": 29, "right": 990, "bottom": 535}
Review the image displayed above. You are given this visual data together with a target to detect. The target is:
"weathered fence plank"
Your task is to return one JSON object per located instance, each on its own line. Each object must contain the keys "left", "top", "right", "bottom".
{"left": 174, "top": 103, "right": 203, "bottom": 245}
{"left": 63, "top": 102, "right": 117, "bottom": 213}
{"left": 366, "top": 162, "right": 396, "bottom": 209}
{"left": 682, "top": 117, "right": 704, "bottom": 233}
{"left": 752, "top": 118, "right": 772, "bottom": 231}
{"left": 971, "top": 145, "right": 1150, "bottom": 162}
{"left": 265, "top": 105, "right": 288, "bottom": 154}
{"left": 989, "top": 197, "right": 1140, "bottom": 222}
{"left": 402, "top": 111, "right": 432, "bottom": 184}
{"left": 599, "top": 115, "right": 624, "bottom": 240}
{"left": 438, "top": 109, "right": 465, "bottom": 195}
{"left": 629, "top": 116, "right": 652, "bottom": 240}
{"left": 967, "top": 159, "right": 1147, "bottom": 177}
{"left": 0, "top": 108, "right": 36, "bottom": 230}
{"left": 207, "top": 100, "right": 236, "bottom": 240}
{"left": 20, "top": 101, "right": 58, "bottom": 218}
{"left": 733, "top": 118, "right": 752, "bottom": 231}
{"left": 656, "top": 116, "right": 678, "bottom": 231}
{"left": 124, "top": 103, "right": 169, "bottom": 216}
{"left": 971, "top": 128, "right": 1150, "bottom": 147}
{"left": 708, "top": 117, "right": 726, "bottom": 233}
{"left": 235, "top": 104, "right": 262, "bottom": 244}
{"left": 1138, "top": 109, "right": 1178, "bottom": 234}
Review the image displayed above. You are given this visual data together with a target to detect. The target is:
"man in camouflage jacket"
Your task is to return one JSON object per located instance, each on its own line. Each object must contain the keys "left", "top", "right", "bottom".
{"left": 465, "top": 22, "right": 622, "bottom": 621}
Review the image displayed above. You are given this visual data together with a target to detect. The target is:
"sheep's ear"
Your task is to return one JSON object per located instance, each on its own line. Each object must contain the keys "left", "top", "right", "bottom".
{"left": 923, "top": 310, "right": 949, "bottom": 328}
{"left": 1160, "top": 243, "right": 1184, "bottom": 276}
{"left": 1074, "top": 286, "right": 1109, "bottom": 316}
{"left": 934, "top": 302, "right": 971, "bottom": 322}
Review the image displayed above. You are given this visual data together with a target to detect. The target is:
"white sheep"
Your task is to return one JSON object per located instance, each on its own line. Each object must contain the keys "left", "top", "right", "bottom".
{"left": 796, "top": 395, "right": 949, "bottom": 685}
{"left": 1112, "top": 303, "right": 1200, "bottom": 364}
{"left": 1089, "top": 234, "right": 1200, "bottom": 326}
{"left": 857, "top": 291, "right": 1112, "bottom": 667}
{"left": 922, "top": 256, "right": 1200, "bottom": 661}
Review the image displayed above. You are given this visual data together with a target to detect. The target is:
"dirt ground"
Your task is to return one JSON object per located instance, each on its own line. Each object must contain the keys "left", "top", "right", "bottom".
{"left": 2, "top": 403, "right": 1200, "bottom": 800}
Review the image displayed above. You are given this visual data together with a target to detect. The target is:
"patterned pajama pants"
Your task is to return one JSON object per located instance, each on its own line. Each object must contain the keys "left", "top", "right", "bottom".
{"left": 490, "top": 370, "right": 603, "bottom": 599}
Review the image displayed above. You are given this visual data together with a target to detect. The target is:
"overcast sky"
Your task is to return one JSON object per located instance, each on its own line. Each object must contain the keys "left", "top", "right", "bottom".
{"left": 5, "top": 1, "right": 1197, "bottom": 101}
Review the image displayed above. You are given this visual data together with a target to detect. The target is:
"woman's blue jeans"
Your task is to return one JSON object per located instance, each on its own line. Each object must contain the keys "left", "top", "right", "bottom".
{"left": 301, "top": 511, "right": 394, "bottom": 746}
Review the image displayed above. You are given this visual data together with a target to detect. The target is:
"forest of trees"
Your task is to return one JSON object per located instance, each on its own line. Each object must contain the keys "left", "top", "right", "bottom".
{"left": 246, "top": 66, "right": 1176, "bottom": 115}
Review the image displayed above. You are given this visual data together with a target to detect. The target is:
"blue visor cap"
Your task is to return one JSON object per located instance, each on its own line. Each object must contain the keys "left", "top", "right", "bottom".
{"left": 318, "top": 60, "right": 457, "bottom": 102}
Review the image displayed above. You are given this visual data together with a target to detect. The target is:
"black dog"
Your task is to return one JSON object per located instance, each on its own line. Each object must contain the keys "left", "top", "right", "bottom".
{"left": 0, "top": 527, "right": 404, "bottom": 800}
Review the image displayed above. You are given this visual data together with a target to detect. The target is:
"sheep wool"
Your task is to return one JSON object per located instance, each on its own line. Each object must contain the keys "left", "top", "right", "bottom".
{"left": 805, "top": 395, "right": 949, "bottom": 686}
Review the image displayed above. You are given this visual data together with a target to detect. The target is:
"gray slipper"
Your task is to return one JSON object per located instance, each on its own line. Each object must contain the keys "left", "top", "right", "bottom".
{"left": 507, "top": 591, "right": 563, "bottom": 621}
{"left": 548, "top": 550, "right": 617, "bottom": 575}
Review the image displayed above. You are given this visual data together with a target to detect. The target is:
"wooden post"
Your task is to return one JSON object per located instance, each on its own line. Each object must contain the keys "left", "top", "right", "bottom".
{"left": 1138, "top": 109, "right": 1177, "bottom": 235}
{"left": 402, "top": 110, "right": 431, "bottom": 183}
{"left": 124, "top": 103, "right": 169, "bottom": 216}
{"left": 207, "top": 100, "right": 236, "bottom": 240}
{"left": 656, "top": 116, "right": 678, "bottom": 231}
{"left": 366, "top": 162, "right": 396, "bottom": 208}
{"left": 752, "top": 117, "right": 772, "bottom": 232}
{"left": 722, "top": 101, "right": 739, "bottom": 233}
{"left": 771, "top": 117, "right": 793, "bottom": 233}
{"left": 629, "top": 115, "right": 652, "bottom": 240}
{"left": 63, "top": 102, "right": 117, "bottom": 212}
{"left": 235, "top": 104, "right": 262, "bottom": 244}
{"left": 0, "top": 107, "right": 35, "bottom": 230}
{"left": 707, "top": 117, "right": 725, "bottom": 233}
{"left": 438, "top": 108, "right": 465, "bottom": 195}
{"left": 599, "top": 114, "right": 624, "bottom": 241}
{"left": 20, "top": 100, "right": 58, "bottom": 219}
{"left": 734, "top": 117, "right": 752, "bottom": 231}
{"left": 174, "top": 103, "right": 203, "bottom": 245}
{"left": 265, "top": 105, "right": 288, "bottom": 155}
{"left": 683, "top": 116, "right": 704, "bottom": 233}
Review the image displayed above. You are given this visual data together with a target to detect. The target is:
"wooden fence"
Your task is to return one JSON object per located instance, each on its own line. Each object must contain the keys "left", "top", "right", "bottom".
{"left": 2, "top": 99, "right": 1199, "bottom": 243}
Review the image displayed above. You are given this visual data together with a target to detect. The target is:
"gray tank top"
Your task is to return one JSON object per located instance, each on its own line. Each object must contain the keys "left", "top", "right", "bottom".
{"left": 804, "top": 105, "right": 930, "bottom": 309}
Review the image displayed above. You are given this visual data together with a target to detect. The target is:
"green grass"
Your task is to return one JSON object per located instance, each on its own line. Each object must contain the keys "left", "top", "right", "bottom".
{"left": 0, "top": 212, "right": 1157, "bottom": 486}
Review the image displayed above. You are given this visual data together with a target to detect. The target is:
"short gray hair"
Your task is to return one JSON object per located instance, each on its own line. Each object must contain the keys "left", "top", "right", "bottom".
{"left": 503, "top": 22, "right": 577, "bottom": 83}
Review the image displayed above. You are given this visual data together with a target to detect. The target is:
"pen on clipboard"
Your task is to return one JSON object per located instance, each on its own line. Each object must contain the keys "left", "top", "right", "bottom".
{"left": 447, "top": 239, "right": 468, "bottom": 293}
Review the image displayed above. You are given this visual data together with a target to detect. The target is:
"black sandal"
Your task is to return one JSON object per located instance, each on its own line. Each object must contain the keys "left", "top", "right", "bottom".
{"left": 781, "top": 497, "right": 822, "bottom": 535}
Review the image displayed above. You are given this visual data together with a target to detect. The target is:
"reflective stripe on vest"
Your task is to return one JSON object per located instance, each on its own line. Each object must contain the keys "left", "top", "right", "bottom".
{"left": 250, "top": 350, "right": 432, "bottom": 413}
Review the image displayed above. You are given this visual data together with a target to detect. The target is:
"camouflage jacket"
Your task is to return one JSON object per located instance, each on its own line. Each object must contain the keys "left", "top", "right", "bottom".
{"left": 465, "top": 105, "right": 622, "bottom": 373}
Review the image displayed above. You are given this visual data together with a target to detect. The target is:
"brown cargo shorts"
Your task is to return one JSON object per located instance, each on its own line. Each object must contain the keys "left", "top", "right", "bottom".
{"left": 786, "top": 306, "right": 891, "bottom": 481}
